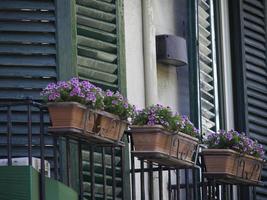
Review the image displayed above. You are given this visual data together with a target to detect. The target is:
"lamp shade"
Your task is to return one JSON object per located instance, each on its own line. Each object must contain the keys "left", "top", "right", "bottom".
{"left": 156, "top": 34, "right": 188, "bottom": 66}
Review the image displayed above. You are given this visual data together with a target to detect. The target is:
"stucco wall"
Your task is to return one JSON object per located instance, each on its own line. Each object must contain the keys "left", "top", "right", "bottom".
{"left": 124, "top": 0, "right": 145, "bottom": 109}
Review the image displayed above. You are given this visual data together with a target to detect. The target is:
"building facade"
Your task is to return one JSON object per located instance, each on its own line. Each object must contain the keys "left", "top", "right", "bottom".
{"left": 0, "top": 0, "right": 266, "bottom": 199}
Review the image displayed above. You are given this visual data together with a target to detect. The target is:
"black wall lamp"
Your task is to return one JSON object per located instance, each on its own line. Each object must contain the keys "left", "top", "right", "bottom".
{"left": 156, "top": 34, "right": 188, "bottom": 66}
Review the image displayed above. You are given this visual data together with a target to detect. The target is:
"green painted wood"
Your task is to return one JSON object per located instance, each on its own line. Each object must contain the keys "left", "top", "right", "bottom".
{"left": 46, "top": 178, "right": 78, "bottom": 200}
{"left": 76, "top": 0, "right": 119, "bottom": 90}
{"left": 0, "top": 166, "right": 78, "bottom": 200}
{"left": 0, "top": 166, "right": 39, "bottom": 200}
{"left": 230, "top": 0, "right": 267, "bottom": 199}
{"left": 56, "top": 0, "right": 77, "bottom": 80}
{"left": 197, "top": 0, "right": 220, "bottom": 133}
{"left": 0, "top": 1, "right": 55, "bottom": 10}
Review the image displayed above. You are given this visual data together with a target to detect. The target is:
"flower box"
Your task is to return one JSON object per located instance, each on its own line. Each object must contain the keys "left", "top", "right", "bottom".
{"left": 202, "top": 149, "right": 264, "bottom": 184}
{"left": 48, "top": 103, "right": 127, "bottom": 144}
{"left": 47, "top": 102, "right": 97, "bottom": 132}
{"left": 130, "top": 125, "right": 199, "bottom": 167}
{"left": 42, "top": 78, "right": 134, "bottom": 145}
{"left": 95, "top": 111, "right": 128, "bottom": 142}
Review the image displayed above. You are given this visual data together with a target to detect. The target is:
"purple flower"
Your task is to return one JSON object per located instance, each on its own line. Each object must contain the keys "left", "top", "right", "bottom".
{"left": 106, "top": 90, "right": 113, "bottom": 97}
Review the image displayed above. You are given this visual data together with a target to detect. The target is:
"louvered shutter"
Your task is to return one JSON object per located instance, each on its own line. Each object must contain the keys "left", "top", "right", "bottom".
{"left": 197, "top": 0, "right": 219, "bottom": 133}
{"left": 230, "top": 0, "right": 267, "bottom": 199}
{"left": 0, "top": 0, "right": 57, "bottom": 171}
{"left": 76, "top": 0, "right": 120, "bottom": 90}
{"left": 75, "top": 0, "right": 125, "bottom": 199}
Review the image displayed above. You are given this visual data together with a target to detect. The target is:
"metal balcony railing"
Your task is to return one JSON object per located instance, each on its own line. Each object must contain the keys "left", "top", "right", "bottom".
{"left": 0, "top": 100, "right": 263, "bottom": 200}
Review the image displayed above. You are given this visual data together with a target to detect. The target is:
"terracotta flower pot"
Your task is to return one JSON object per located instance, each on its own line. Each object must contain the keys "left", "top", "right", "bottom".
{"left": 202, "top": 149, "right": 264, "bottom": 183}
{"left": 94, "top": 111, "right": 127, "bottom": 141}
{"left": 47, "top": 102, "right": 97, "bottom": 131}
{"left": 130, "top": 125, "right": 199, "bottom": 167}
{"left": 170, "top": 132, "right": 199, "bottom": 162}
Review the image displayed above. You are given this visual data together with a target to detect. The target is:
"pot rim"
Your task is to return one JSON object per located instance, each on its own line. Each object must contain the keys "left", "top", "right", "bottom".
{"left": 47, "top": 101, "right": 87, "bottom": 109}
{"left": 130, "top": 125, "right": 199, "bottom": 142}
{"left": 202, "top": 148, "right": 264, "bottom": 162}
{"left": 94, "top": 110, "right": 129, "bottom": 124}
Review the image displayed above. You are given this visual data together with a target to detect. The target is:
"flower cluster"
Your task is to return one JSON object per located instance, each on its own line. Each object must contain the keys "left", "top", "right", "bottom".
{"left": 40, "top": 77, "right": 104, "bottom": 109}
{"left": 205, "top": 130, "right": 265, "bottom": 159}
{"left": 103, "top": 90, "right": 136, "bottom": 120}
{"left": 133, "top": 104, "right": 199, "bottom": 137}
{"left": 41, "top": 78, "right": 136, "bottom": 120}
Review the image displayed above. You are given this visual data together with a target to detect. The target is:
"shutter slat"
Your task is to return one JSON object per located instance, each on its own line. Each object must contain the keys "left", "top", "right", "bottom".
{"left": 77, "top": 35, "right": 117, "bottom": 53}
{"left": 77, "top": 25, "right": 117, "bottom": 43}
{"left": 0, "top": 55, "right": 56, "bottom": 66}
{"left": 244, "top": 20, "right": 265, "bottom": 35}
{"left": 77, "top": 0, "right": 116, "bottom": 13}
{"left": 0, "top": 44, "right": 56, "bottom": 55}
{"left": 78, "top": 66, "right": 117, "bottom": 84}
{"left": 0, "top": 0, "right": 55, "bottom": 11}
{"left": 77, "top": 56, "right": 117, "bottom": 73}
{"left": 0, "top": 33, "right": 56, "bottom": 44}
{"left": 245, "top": 46, "right": 266, "bottom": 60}
{"left": 0, "top": 11, "right": 55, "bottom": 21}
{"left": 0, "top": 22, "right": 55, "bottom": 32}
{"left": 243, "top": 3, "right": 264, "bottom": 18}
{"left": 77, "top": 14, "right": 116, "bottom": 33}
{"left": 0, "top": 66, "right": 57, "bottom": 77}
{"left": 76, "top": 5, "right": 116, "bottom": 23}
{"left": 78, "top": 46, "right": 117, "bottom": 63}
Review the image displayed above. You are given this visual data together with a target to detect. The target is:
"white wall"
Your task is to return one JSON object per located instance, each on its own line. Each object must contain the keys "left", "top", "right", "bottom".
{"left": 124, "top": 0, "right": 145, "bottom": 109}
{"left": 124, "top": 0, "right": 182, "bottom": 199}
{"left": 152, "top": 0, "right": 179, "bottom": 111}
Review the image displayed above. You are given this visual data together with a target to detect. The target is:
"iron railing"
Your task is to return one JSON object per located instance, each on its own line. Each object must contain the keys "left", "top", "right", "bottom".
{"left": 0, "top": 100, "right": 264, "bottom": 200}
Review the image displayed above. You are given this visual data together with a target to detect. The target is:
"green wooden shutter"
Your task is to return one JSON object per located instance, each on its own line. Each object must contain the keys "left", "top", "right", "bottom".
{"left": 76, "top": 0, "right": 121, "bottom": 90}
{"left": 74, "top": 0, "right": 126, "bottom": 199}
{"left": 197, "top": 0, "right": 220, "bottom": 133}
{"left": 0, "top": 0, "right": 57, "bottom": 100}
{"left": 0, "top": 0, "right": 57, "bottom": 163}
{"left": 230, "top": 0, "right": 267, "bottom": 198}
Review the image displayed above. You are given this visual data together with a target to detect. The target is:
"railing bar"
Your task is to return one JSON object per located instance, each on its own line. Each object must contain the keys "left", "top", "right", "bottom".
{"left": 159, "top": 165, "right": 163, "bottom": 200}
{"left": 66, "top": 137, "right": 71, "bottom": 187}
{"left": 168, "top": 169, "right": 171, "bottom": 200}
{"left": 176, "top": 169, "right": 180, "bottom": 200}
{"left": 102, "top": 147, "right": 107, "bottom": 200}
{"left": 121, "top": 146, "right": 125, "bottom": 200}
{"left": 78, "top": 141, "right": 83, "bottom": 200}
{"left": 253, "top": 186, "right": 256, "bottom": 200}
{"left": 90, "top": 145, "right": 95, "bottom": 200}
{"left": 202, "top": 182, "right": 207, "bottom": 200}
{"left": 130, "top": 134, "right": 136, "bottom": 200}
{"left": 131, "top": 155, "right": 136, "bottom": 200}
{"left": 148, "top": 162, "right": 154, "bottom": 200}
{"left": 53, "top": 137, "right": 58, "bottom": 180}
{"left": 40, "top": 108, "right": 46, "bottom": 200}
{"left": 140, "top": 159, "right": 145, "bottom": 200}
{"left": 238, "top": 185, "right": 241, "bottom": 199}
{"left": 215, "top": 184, "right": 220, "bottom": 200}
{"left": 230, "top": 185, "right": 234, "bottom": 200}
{"left": 192, "top": 168, "right": 198, "bottom": 200}
{"left": 7, "top": 106, "right": 12, "bottom": 166}
{"left": 27, "top": 103, "right": 32, "bottom": 166}
{"left": 111, "top": 146, "right": 116, "bottom": 200}
{"left": 132, "top": 166, "right": 177, "bottom": 173}
{"left": 185, "top": 169, "right": 190, "bottom": 200}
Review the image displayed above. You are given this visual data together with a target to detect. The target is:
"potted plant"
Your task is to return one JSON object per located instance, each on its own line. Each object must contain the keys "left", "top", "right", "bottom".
{"left": 94, "top": 90, "right": 136, "bottom": 141}
{"left": 202, "top": 130, "right": 265, "bottom": 183}
{"left": 41, "top": 78, "right": 135, "bottom": 143}
{"left": 41, "top": 77, "right": 104, "bottom": 132}
{"left": 130, "top": 104, "right": 199, "bottom": 167}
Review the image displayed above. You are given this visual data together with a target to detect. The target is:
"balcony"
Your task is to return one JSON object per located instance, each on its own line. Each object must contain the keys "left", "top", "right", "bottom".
{"left": 0, "top": 100, "right": 264, "bottom": 200}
